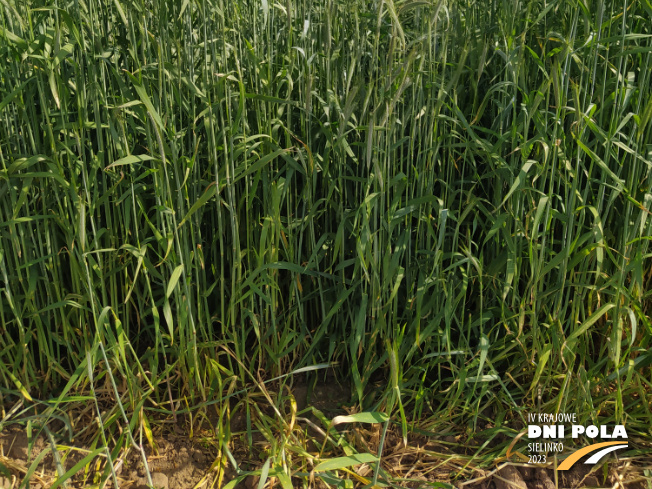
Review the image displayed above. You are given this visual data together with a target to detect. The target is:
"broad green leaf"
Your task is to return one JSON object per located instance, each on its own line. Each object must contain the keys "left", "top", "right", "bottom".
{"left": 314, "top": 453, "right": 378, "bottom": 472}
{"left": 234, "top": 148, "right": 289, "bottom": 183}
{"left": 131, "top": 80, "right": 165, "bottom": 130}
{"left": 500, "top": 159, "right": 536, "bottom": 208}
{"left": 276, "top": 470, "right": 292, "bottom": 489}
{"left": 567, "top": 303, "right": 616, "bottom": 342}
{"left": 166, "top": 265, "right": 184, "bottom": 298}
{"left": 331, "top": 412, "right": 389, "bottom": 426}
{"left": 257, "top": 458, "right": 271, "bottom": 489}
{"left": 106, "top": 154, "right": 156, "bottom": 169}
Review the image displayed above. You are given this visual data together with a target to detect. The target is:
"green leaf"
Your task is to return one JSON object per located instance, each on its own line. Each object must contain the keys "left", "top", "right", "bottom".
{"left": 178, "top": 183, "right": 217, "bottom": 228}
{"left": 313, "top": 453, "right": 378, "bottom": 472}
{"left": 0, "top": 77, "right": 34, "bottom": 113}
{"left": 257, "top": 458, "right": 271, "bottom": 489}
{"left": 331, "top": 412, "right": 389, "bottom": 426}
{"left": 567, "top": 303, "right": 616, "bottom": 342}
{"left": 530, "top": 344, "right": 552, "bottom": 395}
{"left": 234, "top": 148, "right": 289, "bottom": 183}
{"left": 105, "top": 154, "right": 156, "bottom": 169}
{"left": 166, "top": 265, "right": 184, "bottom": 298}
{"left": 222, "top": 476, "right": 247, "bottom": 489}
{"left": 129, "top": 77, "right": 165, "bottom": 130}
{"left": 575, "top": 140, "right": 624, "bottom": 189}
{"left": 49, "top": 449, "right": 105, "bottom": 489}
{"left": 5, "top": 369, "right": 33, "bottom": 401}
{"left": 476, "top": 334, "right": 489, "bottom": 383}
{"left": 500, "top": 159, "right": 536, "bottom": 208}
{"left": 276, "top": 470, "right": 292, "bottom": 489}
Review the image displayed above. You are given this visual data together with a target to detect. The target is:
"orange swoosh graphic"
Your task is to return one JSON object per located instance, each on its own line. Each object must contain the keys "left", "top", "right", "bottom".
{"left": 557, "top": 441, "right": 628, "bottom": 471}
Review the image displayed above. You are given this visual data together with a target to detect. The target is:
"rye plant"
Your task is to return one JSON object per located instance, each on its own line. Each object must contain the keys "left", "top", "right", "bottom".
{"left": 0, "top": 0, "right": 651, "bottom": 486}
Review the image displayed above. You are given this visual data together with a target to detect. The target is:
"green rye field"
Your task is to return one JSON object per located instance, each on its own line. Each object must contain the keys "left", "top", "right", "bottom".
{"left": 0, "top": 0, "right": 651, "bottom": 487}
